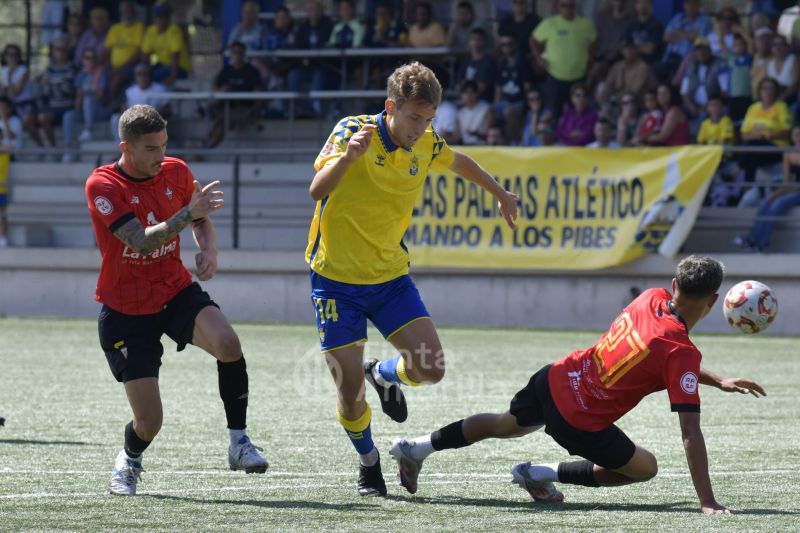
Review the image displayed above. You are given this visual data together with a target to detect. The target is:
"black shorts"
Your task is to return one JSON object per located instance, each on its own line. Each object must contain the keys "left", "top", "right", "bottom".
{"left": 509, "top": 364, "right": 636, "bottom": 470}
{"left": 98, "top": 282, "right": 219, "bottom": 383}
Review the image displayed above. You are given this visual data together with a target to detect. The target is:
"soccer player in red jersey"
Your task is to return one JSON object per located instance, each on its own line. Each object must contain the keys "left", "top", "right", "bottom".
{"left": 86, "top": 104, "right": 267, "bottom": 496}
{"left": 391, "top": 256, "right": 766, "bottom": 515}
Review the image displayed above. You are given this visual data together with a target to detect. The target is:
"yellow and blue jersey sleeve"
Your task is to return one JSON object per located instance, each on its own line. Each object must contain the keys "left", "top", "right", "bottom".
{"left": 430, "top": 129, "right": 455, "bottom": 172}
{"left": 314, "top": 114, "right": 378, "bottom": 172}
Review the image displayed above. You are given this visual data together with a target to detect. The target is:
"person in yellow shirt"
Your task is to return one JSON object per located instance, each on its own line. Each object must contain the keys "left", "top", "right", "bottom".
{"left": 738, "top": 77, "right": 792, "bottom": 186}
{"left": 105, "top": 1, "right": 144, "bottom": 102}
{"left": 306, "top": 61, "right": 518, "bottom": 497}
{"left": 141, "top": 4, "right": 190, "bottom": 87}
{"left": 696, "top": 95, "right": 734, "bottom": 145}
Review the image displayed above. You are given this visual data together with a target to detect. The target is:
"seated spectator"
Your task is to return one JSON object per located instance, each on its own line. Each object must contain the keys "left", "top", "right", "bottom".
{"left": 104, "top": 1, "right": 143, "bottom": 107}
{"left": 65, "top": 13, "right": 85, "bottom": 60}
{"left": 615, "top": 91, "right": 639, "bottom": 146}
{"left": 606, "top": 36, "right": 656, "bottom": 104}
{"left": 447, "top": 2, "right": 485, "bottom": 54}
{"left": 407, "top": 2, "right": 445, "bottom": 48}
{"left": 0, "top": 97, "right": 23, "bottom": 152}
{"left": 661, "top": 0, "right": 711, "bottom": 75}
{"left": 706, "top": 7, "right": 745, "bottom": 57}
{"left": 364, "top": 1, "right": 407, "bottom": 47}
{"left": 0, "top": 44, "right": 36, "bottom": 129}
{"left": 751, "top": 26, "right": 773, "bottom": 99}
{"left": 141, "top": 4, "right": 191, "bottom": 86}
{"left": 433, "top": 97, "right": 459, "bottom": 145}
{"left": 26, "top": 38, "right": 79, "bottom": 154}
{"left": 110, "top": 63, "right": 169, "bottom": 141}
{"left": 458, "top": 28, "right": 494, "bottom": 103}
{"left": 227, "top": 1, "right": 266, "bottom": 52}
{"left": 522, "top": 87, "right": 551, "bottom": 147}
{"left": 680, "top": 37, "right": 729, "bottom": 122}
{"left": 73, "top": 7, "right": 109, "bottom": 67}
{"left": 264, "top": 7, "right": 295, "bottom": 50}
{"left": 289, "top": 0, "right": 334, "bottom": 117}
{"left": 587, "top": 0, "right": 635, "bottom": 89}
{"left": 329, "top": 0, "right": 365, "bottom": 49}
{"left": 593, "top": 81, "right": 615, "bottom": 121}
{"left": 631, "top": 88, "right": 662, "bottom": 143}
{"left": 587, "top": 117, "right": 620, "bottom": 147}
{"left": 734, "top": 124, "right": 800, "bottom": 252}
{"left": 767, "top": 35, "right": 798, "bottom": 104}
{"left": 738, "top": 77, "right": 792, "bottom": 202}
{"left": 556, "top": 83, "right": 597, "bottom": 146}
{"left": 726, "top": 33, "right": 753, "bottom": 123}
{"left": 72, "top": 47, "right": 112, "bottom": 145}
{"left": 625, "top": 0, "right": 663, "bottom": 66}
{"left": 637, "top": 83, "right": 690, "bottom": 146}
{"left": 493, "top": 33, "right": 534, "bottom": 144}
{"left": 457, "top": 80, "right": 493, "bottom": 145}
{"left": 697, "top": 95, "right": 734, "bottom": 145}
{"left": 496, "top": 0, "right": 540, "bottom": 58}
{"left": 486, "top": 124, "right": 505, "bottom": 146}
{"left": 203, "top": 41, "right": 262, "bottom": 149}
{"left": 698, "top": 95, "right": 740, "bottom": 208}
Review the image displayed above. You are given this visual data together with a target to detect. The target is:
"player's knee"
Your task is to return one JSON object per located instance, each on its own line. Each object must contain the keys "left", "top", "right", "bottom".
{"left": 419, "top": 360, "right": 445, "bottom": 384}
{"left": 633, "top": 456, "right": 658, "bottom": 481}
{"left": 133, "top": 416, "right": 162, "bottom": 441}
{"left": 214, "top": 331, "right": 242, "bottom": 362}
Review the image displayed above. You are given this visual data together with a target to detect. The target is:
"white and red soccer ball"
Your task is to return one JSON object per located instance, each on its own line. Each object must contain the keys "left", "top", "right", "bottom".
{"left": 723, "top": 280, "right": 778, "bottom": 334}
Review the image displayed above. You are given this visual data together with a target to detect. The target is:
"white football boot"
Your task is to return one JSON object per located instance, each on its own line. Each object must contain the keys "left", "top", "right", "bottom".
{"left": 389, "top": 439, "right": 425, "bottom": 494}
{"left": 228, "top": 435, "right": 269, "bottom": 474}
{"left": 109, "top": 450, "right": 144, "bottom": 496}
{"left": 511, "top": 462, "right": 565, "bottom": 503}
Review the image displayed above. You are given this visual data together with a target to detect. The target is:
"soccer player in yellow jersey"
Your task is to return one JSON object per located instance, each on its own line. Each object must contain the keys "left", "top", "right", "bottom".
{"left": 306, "top": 62, "right": 519, "bottom": 496}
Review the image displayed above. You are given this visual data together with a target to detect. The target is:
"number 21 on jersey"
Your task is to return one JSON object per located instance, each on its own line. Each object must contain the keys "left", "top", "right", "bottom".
{"left": 592, "top": 312, "right": 650, "bottom": 388}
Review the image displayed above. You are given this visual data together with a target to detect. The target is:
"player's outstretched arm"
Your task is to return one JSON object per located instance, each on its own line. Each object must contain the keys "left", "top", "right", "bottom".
{"left": 309, "top": 124, "right": 376, "bottom": 201}
{"left": 448, "top": 151, "right": 518, "bottom": 229}
{"left": 698, "top": 367, "right": 766, "bottom": 397}
{"left": 113, "top": 180, "right": 223, "bottom": 254}
{"left": 678, "top": 412, "right": 732, "bottom": 515}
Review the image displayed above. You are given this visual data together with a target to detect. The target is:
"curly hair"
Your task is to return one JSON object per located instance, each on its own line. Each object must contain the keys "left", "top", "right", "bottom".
{"left": 118, "top": 104, "right": 167, "bottom": 143}
{"left": 387, "top": 61, "right": 442, "bottom": 108}
{"left": 675, "top": 255, "right": 724, "bottom": 298}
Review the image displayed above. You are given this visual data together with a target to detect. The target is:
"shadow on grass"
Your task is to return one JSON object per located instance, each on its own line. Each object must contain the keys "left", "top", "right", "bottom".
{"left": 145, "top": 493, "right": 377, "bottom": 511}
{"left": 0, "top": 438, "right": 100, "bottom": 446}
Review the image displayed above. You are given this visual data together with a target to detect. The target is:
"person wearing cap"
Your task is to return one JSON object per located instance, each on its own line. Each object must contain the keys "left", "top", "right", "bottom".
{"left": 606, "top": 35, "right": 657, "bottom": 104}
{"left": 679, "top": 37, "right": 729, "bottom": 121}
{"left": 662, "top": 0, "right": 712, "bottom": 72}
{"left": 141, "top": 4, "right": 191, "bottom": 87}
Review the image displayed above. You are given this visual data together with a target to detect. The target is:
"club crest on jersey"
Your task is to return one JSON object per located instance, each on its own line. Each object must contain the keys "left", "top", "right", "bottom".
{"left": 131, "top": 196, "right": 140, "bottom": 205}
{"left": 375, "top": 154, "right": 385, "bottom": 166}
{"left": 165, "top": 187, "right": 173, "bottom": 201}
{"left": 94, "top": 196, "right": 113, "bottom": 215}
{"left": 409, "top": 155, "right": 418, "bottom": 176}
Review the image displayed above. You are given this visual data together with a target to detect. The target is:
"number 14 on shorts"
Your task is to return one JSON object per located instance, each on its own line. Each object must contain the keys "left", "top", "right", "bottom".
{"left": 314, "top": 297, "right": 339, "bottom": 324}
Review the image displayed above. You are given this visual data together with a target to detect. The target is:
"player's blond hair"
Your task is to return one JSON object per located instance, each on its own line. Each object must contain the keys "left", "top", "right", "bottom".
{"left": 387, "top": 62, "right": 442, "bottom": 108}
{"left": 118, "top": 104, "right": 167, "bottom": 143}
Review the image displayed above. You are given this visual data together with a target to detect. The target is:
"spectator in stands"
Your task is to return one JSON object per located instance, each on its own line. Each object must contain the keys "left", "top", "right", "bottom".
{"left": 521, "top": 87, "right": 551, "bottom": 146}
{"left": 457, "top": 79, "right": 493, "bottom": 145}
{"left": 458, "top": 28, "right": 495, "bottom": 103}
{"left": 447, "top": 2, "right": 484, "bottom": 54}
{"left": 625, "top": 0, "right": 663, "bottom": 70}
{"left": 751, "top": 27, "right": 773, "bottom": 98}
{"left": 486, "top": 124, "right": 505, "bottom": 145}
{"left": 638, "top": 83, "right": 690, "bottom": 146}
{"left": 407, "top": 2, "right": 445, "bottom": 48}
{"left": 72, "top": 47, "right": 111, "bottom": 145}
{"left": 767, "top": 35, "right": 798, "bottom": 104}
{"left": 26, "top": 37, "right": 79, "bottom": 154}
{"left": 593, "top": 81, "right": 615, "bottom": 121}
{"left": 532, "top": 0, "right": 597, "bottom": 123}
{"left": 0, "top": 44, "right": 36, "bottom": 131}
{"left": 606, "top": 36, "right": 657, "bottom": 104}
{"left": 65, "top": 13, "right": 85, "bottom": 61}
{"left": 203, "top": 41, "right": 262, "bottom": 149}
{"left": 738, "top": 77, "right": 792, "bottom": 203}
{"left": 289, "top": 0, "right": 334, "bottom": 117}
{"left": 265, "top": 6, "right": 295, "bottom": 50}
{"left": 697, "top": 94, "right": 734, "bottom": 145}
{"left": 726, "top": 33, "right": 753, "bottom": 123}
{"left": 698, "top": 94, "right": 740, "bottom": 208}
{"left": 661, "top": 0, "right": 712, "bottom": 75}
{"left": 680, "top": 37, "right": 729, "bottom": 123}
{"left": 104, "top": 1, "right": 143, "bottom": 108}
{"left": 110, "top": 63, "right": 169, "bottom": 141}
{"left": 616, "top": 91, "right": 640, "bottom": 146}
{"left": 497, "top": 0, "right": 540, "bottom": 58}
{"left": 364, "top": 1, "right": 407, "bottom": 47}
{"left": 0, "top": 97, "right": 23, "bottom": 152}
{"left": 734, "top": 124, "right": 800, "bottom": 252}
{"left": 73, "top": 7, "right": 109, "bottom": 67}
{"left": 631, "top": 88, "right": 662, "bottom": 144}
{"left": 227, "top": 1, "right": 266, "bottom": 52}
{"left": 556, "top": 83, "right": 597, "bottom": 146}
{"left": 707, "top": 7, "right": 745, "bottom": 58}
{"left": 587, "top": 117, "right": 620, "bottom": 147}
{"left": 329, "top": 0, "right": 365, "bottom": 49}
{"left": 587, "top": 0, "right": 635, "bottom": 90}
{"left": 494, "top": 33, "right": 535, "bottom": 144}
{"left": 141, "top": 4, "right": 191, "bottom": 86}
{"left": 433, "top": 96, "right": 459, "bottom": 145}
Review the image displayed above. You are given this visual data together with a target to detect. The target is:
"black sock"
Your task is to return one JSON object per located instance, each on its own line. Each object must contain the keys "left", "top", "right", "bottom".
{"left": 431, "top": 419, "right": 470, "bottom": 450}
{"left": 218, "top": 356, "right": 248, "bottom": 430}
{"left": 557, "top": 460, "right": 599, "bottom": 487}
{"left": 124, "top": 421, "right": 152, "bottom": 459}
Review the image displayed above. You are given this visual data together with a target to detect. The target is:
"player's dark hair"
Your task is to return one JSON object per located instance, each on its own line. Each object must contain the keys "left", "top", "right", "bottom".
{"left": 387, "top": 61, "right": 442, "bottom": 108}
{"left": 118, "top": 104, "right": 167, "bottom": 143}
{"left": 675, "top": 255, "right": 724, "bottom": 298}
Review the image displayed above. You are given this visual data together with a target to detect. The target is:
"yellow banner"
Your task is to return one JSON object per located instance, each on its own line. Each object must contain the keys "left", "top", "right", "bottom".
{"left": 0, "top": 153, "right": 9, "bottom": 195}
{"left": 406, "top": 146, "right": 722, "bottom": 270}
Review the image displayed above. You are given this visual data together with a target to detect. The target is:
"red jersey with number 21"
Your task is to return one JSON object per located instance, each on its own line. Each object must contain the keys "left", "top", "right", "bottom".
{"left": 549, "top": 288, "right": 702, "bottom": 432}
{"left": 86, "top": 157, "right": 194, "bottom": 315}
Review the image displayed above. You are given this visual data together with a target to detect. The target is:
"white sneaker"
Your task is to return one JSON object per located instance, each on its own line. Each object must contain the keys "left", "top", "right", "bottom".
{"left": 228, "top": 435, "right": 268, "bottom": 474}
{"left": 511, "top": 462, "right": 564, "bottom": 503}
{"left": 78, "top": 129, "right": 91, "bottom": 142}
{"left": 389, "top": 439, "right": 424, "bottom": 494}
{"left": 109, "top": 450, "right": 144, "bottom": 496}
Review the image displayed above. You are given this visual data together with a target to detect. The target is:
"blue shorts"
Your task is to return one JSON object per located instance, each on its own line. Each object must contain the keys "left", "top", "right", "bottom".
{"left": 0, "top": 193, "right": 6, "bottom": 208}
{"left": 310, "top": 270, "right": 430, "bottom": 351}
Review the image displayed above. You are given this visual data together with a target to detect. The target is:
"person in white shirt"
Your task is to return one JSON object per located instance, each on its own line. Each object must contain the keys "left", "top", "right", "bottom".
{"left": 433, "top": 98, "right": 460, "bottom": 145}
{"left": 109, "top": 63, "right": 169, "bottom": 141}
{"left": 587, "top": 117, "right": 621, "bottom": 148}
{"left": 456, "top": 79, "right": 493, "bottom": 145}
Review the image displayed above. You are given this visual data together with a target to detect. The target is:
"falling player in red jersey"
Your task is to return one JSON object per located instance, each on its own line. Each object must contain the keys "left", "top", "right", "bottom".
{"left": 391, "top": 255, "right": 766, "bottom": 515}
{"left": 86, "top": 104, "right": 267, "bottom": 496}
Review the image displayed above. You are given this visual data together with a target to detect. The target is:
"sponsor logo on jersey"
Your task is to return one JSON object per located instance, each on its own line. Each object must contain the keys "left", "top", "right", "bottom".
{"left": 147, "top": 212, "right": 159, "bottom": 226}
{"left": 680, "top": 372, "right": 698, "bottom": 394}
{"left": 165, "top": 187, "right": 173, "bottom": 201}
{"left": 122, "top": 240, "right": 177, "bottom": 260}
{"left": 131, "top": 196, "right": 140, "bottom": 204}
{"left": 94, "top": 196, "right": 113, "bottom": 215}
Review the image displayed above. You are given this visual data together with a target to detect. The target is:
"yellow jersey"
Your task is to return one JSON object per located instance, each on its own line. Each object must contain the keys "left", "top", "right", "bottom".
{"left": 306, "top": 112, "right": 455, "bottom": 284}
{"left": 142, "top": 23, "right": 191, "bottom": 73}
{"left": 105, "top": 21, "right": 144, "bottom": 68}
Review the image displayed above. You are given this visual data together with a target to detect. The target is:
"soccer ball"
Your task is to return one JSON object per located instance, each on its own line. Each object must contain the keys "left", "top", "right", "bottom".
{"left": 722, "top": 280, "right": 778, "bottom": 334}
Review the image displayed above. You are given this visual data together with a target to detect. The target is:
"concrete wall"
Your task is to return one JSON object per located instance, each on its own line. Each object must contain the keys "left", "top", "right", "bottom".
{"left": 1, "top": 248, "right": 797, "bottom": 336}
